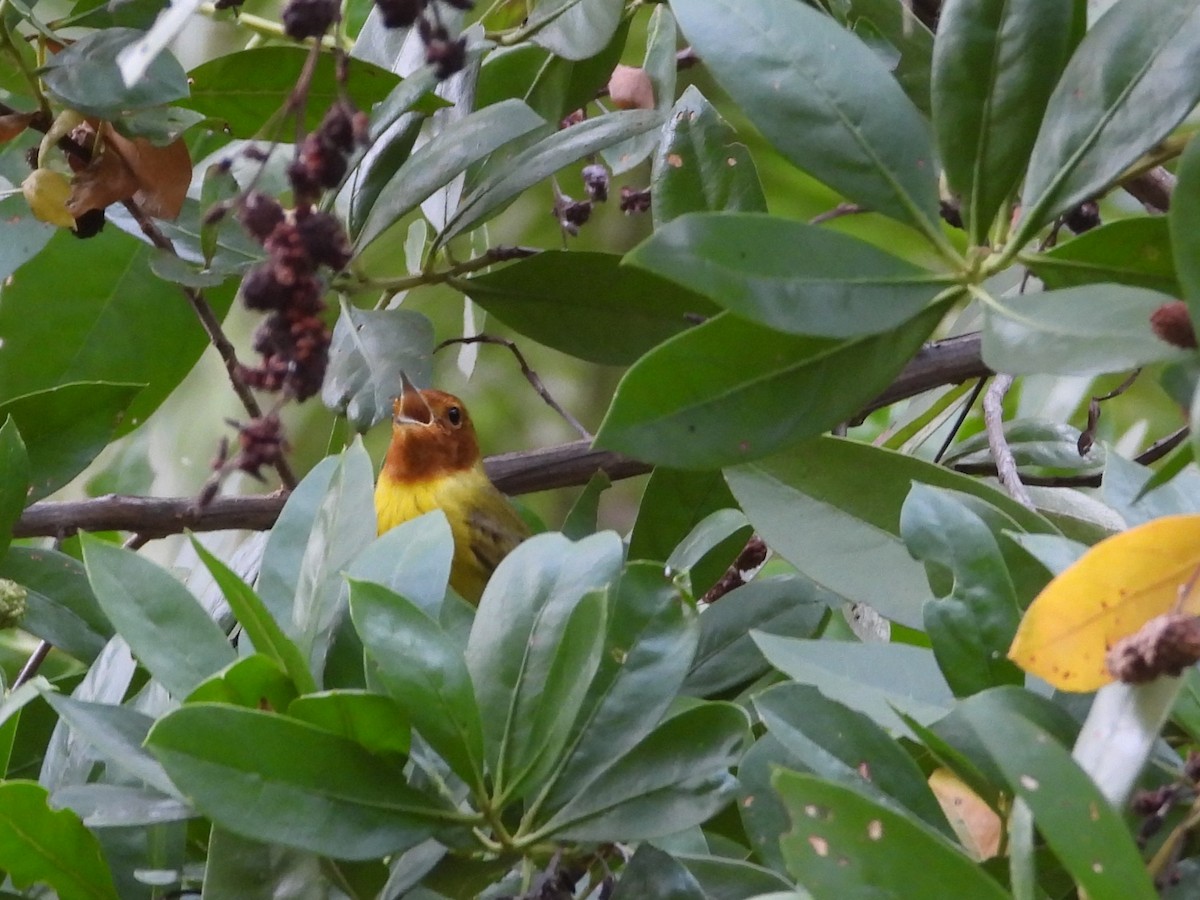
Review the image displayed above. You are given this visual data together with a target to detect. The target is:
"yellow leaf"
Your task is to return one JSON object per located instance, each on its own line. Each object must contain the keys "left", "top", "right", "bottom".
{"left": 928, "top": 768, "right": 1001, "bottom": 861}
{"left": 1008, "top": 514, "right": 1200, "bottom": 692}
{"left": 22, "top": 168, "right": 76, "bottom": 228}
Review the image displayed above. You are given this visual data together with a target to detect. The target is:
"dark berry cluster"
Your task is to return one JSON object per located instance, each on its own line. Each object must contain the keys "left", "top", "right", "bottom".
{"left": 282, "top": 0, "right": 339, "bottom": 41}
{"left": 234, "top": 103, "right": 362, "bottom": 403}
{"left": 372, "top": 0, "right": 473, "bottom": 79}
{"left": 553, "top": 162, "right": 611, "bottom": 236}
{"left": 1129, "top": 751, "right": 1200, "bottom": 886}
{"left": 288, "top": 101, "right": 365, "bottom": 206}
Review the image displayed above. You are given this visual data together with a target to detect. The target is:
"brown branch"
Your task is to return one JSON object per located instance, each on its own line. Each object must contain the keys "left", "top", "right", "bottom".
{"left": 15, "top": 332, "right": 995, "bottom": 540}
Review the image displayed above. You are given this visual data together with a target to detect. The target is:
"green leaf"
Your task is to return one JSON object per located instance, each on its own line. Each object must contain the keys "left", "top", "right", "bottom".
{"left": 664, "top": 508, "right": 748, "bottom": 581}
{"left": 81, "top": 533, "right": 235, "bottom": 698}
{"left": 287, "top": 690, "right": 411, "bottom": 758}
{"left": 0, "top": 193, "right": 53, "bottom": 283}
{"left": 725, "top": 437, "right": 1053, "bottom": 627}
{"left": 773, "top": 770, "right": 1009, "bottom": 899}
{"left": 923, "top": 686, "right": 1080, "bottom": 808}
{"left": 539, "top": 563, "right": 698, "bottom": 814}
{"left": 959, "top": 692, "right": 1158, "bottom": 900}
{"left": 611, "top": 845, "right": 706, "bottom": 900}
{"left": 540, "top": 702, "right": 747, "bottom": 841}
{"left": 841, "top": 0, "right": 935, "bottom": 117}
{"left": 40, "top": 693, "right": 178, "bottom": 796}
{"left": 755, "top": 683, "right": 953, "bottom": 838}
{"left": 1172, "top": 125, "right": 1200, "bottom": 317}
{"left": 183, "top": 47, "right": 412, "bottom": 138}
{"left": 1028, "top": 217, "right": 1179, "bottom": 294}
{"left": 0, "top": 547, "right": 111, "bottom": 663}
{"left": 628, "top": 468, "right": 741, "bottom": 595}
{"left": 347, "top": 73, "right": 438, "bottom": 239}
{"left": 627, "top": 213, "right": 952, "bottom": 337}
{"left": 601, "top": 4, "right": 677, "bottom": 175}
{"left": 561, "top": 470, "right": 609, "bottom": 540}
{"left": 530, "top": 0, "right": 623, "bottom": 61}
{"left": 595, "top": 303, "right": 948, "bottom": 470}
{"left": 981, "top": 284, "right": 1191, "bottom": 376}
{"left": 190, "top": 538, "right": 318, "bottom": 696}
{"left": 39, "top": 28, "right": 187, "bottom": 118}
{"left": 932, "top": 0, "right": 1076, "bottom": 243}
{"left": 146, "top": 704, "right": 450, "bottom": 860}
{"left": 322, "top": 303, "right": 434, "bottom": 432}
{"left": 51, "top": 783, "right": 192, "bottom": 829}
{"left": 0, "top": 383, "right": 142, "bottom": 503}
{"left": 467, "top": 532, "right": 623, "bottom": 797}
{"left": 650, "top": 85, "right": 767, "bottom": 227}
{"left": 439, "top": 109, "right": 664, "bottom": 244}
{"left": 0, "top": 417, "right": 29, "bottom": 555}
{"left": 467, "top": 250, "right": 716, "bottom": 366}
{"left": 0, "top": 227, "right": 236, "bottom": 434}
{"left": 671, "top": 0, "right": 939, "bottom": 234}
{"left": 675, "top": 853, "right": 793, "bottom": 899}
{"left": 684, "top": 575, "right": 832, "bottom": 698}
{"left": 943, "top": 419, "right": 1103, "bottom": 473}
{"left": 475, "top": 19, "right": 629, "bottom": 124}
{"left": 753, "top": 635, "right": 954, "bottom": 732}
{"left": 349, "top": 578, "right": 485, "bottom": 787}
{"left": 355, "top": 99, "right": 545, "bottom": 251}
{"left": 345, "top": 511, "right": 455, "bottom": 619}
{"left": 187, "top": 654, "right": 299, "bottom": 713}
{"left": 257, "top": 441, "right": 377, "bottom": 678}
{"left": 201, "top": 828, "right": 341, "bottom": 900}
{"left": 738, "top": 733, "right": 805, "bottom": 873}
{"left": 0, "top": 780, "right": 119, "bottom": 900}
{"left": 1018, "top": 0, "right": 1200, "bottom": 241}
{"left": 901, "top": 484, "right": 1024, "bottom": 697}
{"left": 198, "top": 162, "right": 240, "bottom": 267}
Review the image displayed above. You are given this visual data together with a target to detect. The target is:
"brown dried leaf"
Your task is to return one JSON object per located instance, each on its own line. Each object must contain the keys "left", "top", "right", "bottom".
{"left": 608, "top": 65, "right": 655, "bottom": 110}
{"left": 68, "top": 123, "right": 191, "bottom": 220}
{"left": 928, "top": 768, "right": 1001, "bottom": 861}
{"left": 67, "top": 147, "right": 139, "bottom": 216}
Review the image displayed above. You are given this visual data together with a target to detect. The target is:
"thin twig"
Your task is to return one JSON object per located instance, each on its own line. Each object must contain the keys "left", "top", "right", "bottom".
{"left": 809, "top": 202, "right": 865, "bottom": 225}
{"left": 435, "top": 334, "right": 592, "bottom": 440}
{"left": 934, "top": 376, "right": 988, "bottom": 463}
{"left": 983, "top": 374, "right": 1035, "bottom": 510}
{"left": 13, "top": 640, "right": 51, "bottom": 689}
{"left": 952, "top": 426, "right": 1189, "bottom": 487}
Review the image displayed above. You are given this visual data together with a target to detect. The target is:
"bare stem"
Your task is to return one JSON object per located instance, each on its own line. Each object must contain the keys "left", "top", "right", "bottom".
{"left": 435, "top": 333, "right": 592, "bottom": 440}
{"left": 983, "top": 374, "right": 1034, "bottom": 510}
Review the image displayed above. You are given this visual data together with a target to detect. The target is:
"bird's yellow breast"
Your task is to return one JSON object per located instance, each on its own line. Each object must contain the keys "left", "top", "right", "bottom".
{"left": 374, "top": 462, "right": 525, "bottom": 603}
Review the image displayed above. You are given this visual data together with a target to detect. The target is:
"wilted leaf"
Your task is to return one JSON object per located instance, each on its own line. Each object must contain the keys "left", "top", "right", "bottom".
{"left": 928, "top": 768, "right": 1001, "bottom": 861}
{"left": 1008, "top": 514, "right": 1200, "bottom": 691}
{"left": 69, "top": 123, "right": 190, "bottom": 220}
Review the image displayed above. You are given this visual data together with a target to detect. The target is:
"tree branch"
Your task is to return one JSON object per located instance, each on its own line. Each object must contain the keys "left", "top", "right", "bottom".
{"left": 14, "top": 333, "right": 994, "bottom": 540}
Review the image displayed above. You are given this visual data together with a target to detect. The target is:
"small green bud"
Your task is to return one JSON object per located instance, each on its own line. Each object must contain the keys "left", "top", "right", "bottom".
{"left": 0, "top": 578, "right": 27, "bottom": 629}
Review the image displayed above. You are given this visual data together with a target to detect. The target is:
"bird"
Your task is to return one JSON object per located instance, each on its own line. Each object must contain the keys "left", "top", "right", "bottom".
{"left": 374, "top": 374, "right": 531, "bottom": 604}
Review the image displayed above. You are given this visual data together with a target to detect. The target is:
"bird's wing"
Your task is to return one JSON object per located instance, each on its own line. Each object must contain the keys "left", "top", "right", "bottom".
{"left": 467, "top": 498, "right": 530, "bottom": 575}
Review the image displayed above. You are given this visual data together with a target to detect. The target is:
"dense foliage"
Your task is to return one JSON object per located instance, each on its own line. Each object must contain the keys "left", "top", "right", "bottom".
{"left": 4, "top": 0, "right": 1200, "bottom": 897}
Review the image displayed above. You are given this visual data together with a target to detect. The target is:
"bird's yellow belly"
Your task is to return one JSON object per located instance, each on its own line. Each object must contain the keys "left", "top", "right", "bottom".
{"left": 375, "top": 469, "right": 492, "bottom": 602}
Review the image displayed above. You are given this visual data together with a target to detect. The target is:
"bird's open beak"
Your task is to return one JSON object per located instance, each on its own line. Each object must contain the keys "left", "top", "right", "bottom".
{"left": 393, "top": 371, "right": 434, "bottom": 427}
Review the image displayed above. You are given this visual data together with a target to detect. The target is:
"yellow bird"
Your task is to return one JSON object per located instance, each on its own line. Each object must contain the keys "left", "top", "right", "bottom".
{"left": 374, "top": 375, "right": 530, "bottom": 603}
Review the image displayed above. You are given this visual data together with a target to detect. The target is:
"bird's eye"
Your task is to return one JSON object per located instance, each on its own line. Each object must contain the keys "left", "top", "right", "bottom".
{"left": 446, "top": 406, "right": 463, "bottom": 427}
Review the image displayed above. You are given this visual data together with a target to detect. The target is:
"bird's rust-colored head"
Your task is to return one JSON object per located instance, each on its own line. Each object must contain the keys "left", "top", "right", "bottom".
{"left": 381, "top": 374, "right": 482, "bottom": 484}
